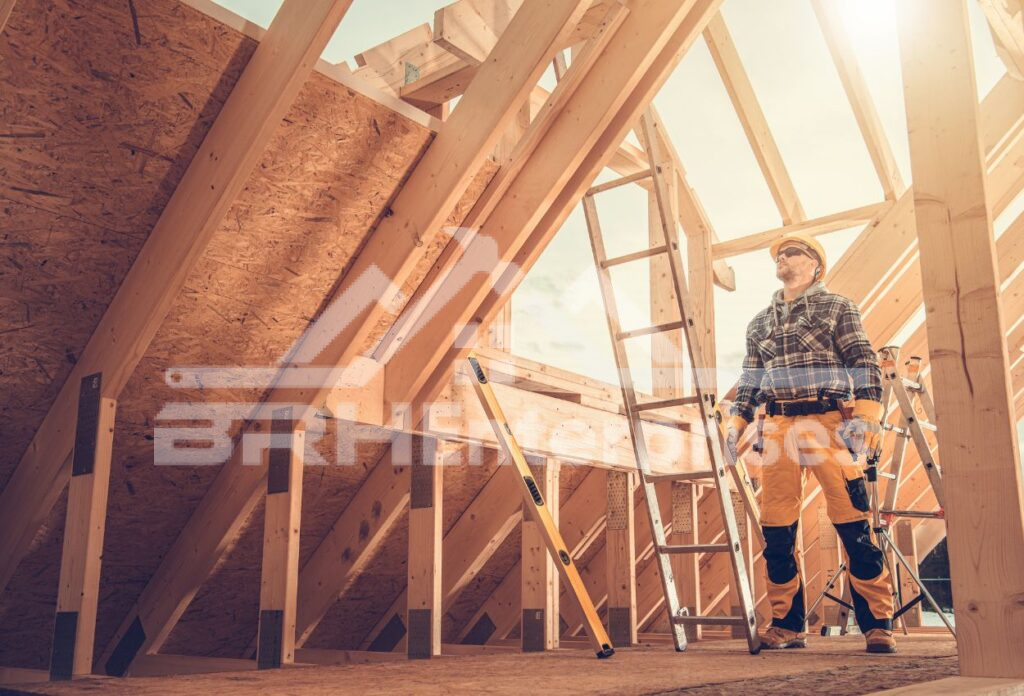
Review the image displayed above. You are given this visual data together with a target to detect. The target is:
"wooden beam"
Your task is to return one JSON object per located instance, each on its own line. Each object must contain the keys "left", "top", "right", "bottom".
{"left": 898, "top": 0, "right": 1024, "bottom": 677}
{"left": 703, "top": 13, "right": 805, "bottom": 224}
{"left": 0, "top": 0, "right": 355, "bottom": 601}
{"left": 604, "top": 471, "right": 637, "bottom": 646}
{"left": 407, "top": 436, "right": 443, "bottom": 660}
{"left": 128, "top": 654, "right": 256, "bottom": 678}
{"left": 811, "top": 0, "right": 905, "bottom": 200}
{"left": 431, "top": 0, "right": 619, "bottom": 68}
{"left": 427, "top": 378, "right": 703, "bottom": 475}
{"left": 256, "top": 412, "right": 304, "bottom": 669}
{"left": 979, "top": 0, "right": 1024, "bottom": 80}
{"left": 49, "top": 374, "right": 116, "bottom": 681}
{"left": 521, "top": 457, "right": 560, "bottom": 651}
{"left": 97, "top": 2, "right": 586, "bottom": 674}
{"left": 711, "top": 201, "right": 891, "bottom": 259}
{"left": 433, "top": 0, "right": 521, "bottom": 64}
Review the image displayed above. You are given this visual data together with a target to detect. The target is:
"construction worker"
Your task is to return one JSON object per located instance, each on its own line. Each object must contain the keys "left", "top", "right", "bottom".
{"left": 724, "top": 232, "right": 896, "bottom": 654}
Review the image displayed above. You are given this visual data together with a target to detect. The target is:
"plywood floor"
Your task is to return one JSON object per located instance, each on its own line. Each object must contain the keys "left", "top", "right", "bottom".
{"left": 0, "top": 635, "right": 959, "bottom": 696}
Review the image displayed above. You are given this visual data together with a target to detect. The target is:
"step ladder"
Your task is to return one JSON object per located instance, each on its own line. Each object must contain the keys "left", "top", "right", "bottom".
{"left": 580, "top": 110, "right": 760, "bottom": 654}
{"left": 878, "top": 346, "right": 946, "bottom": 517}
{"left": 816, "top": 345, "right": 953, "bottom": 637}
{"left": 466, "top": 352, "right": 615, "bottom": 659}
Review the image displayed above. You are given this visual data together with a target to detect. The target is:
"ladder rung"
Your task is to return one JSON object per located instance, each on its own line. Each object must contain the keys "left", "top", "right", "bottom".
{"left": 617, "top": 321, "right": 683, "bottom": 340}
{"left": 915, "top": 420, "right": 937, "bottom": 432}
{"left": 644, "top": 470, "right": 714, "bottom": 483}
{"left": 634, "top": 396, "right": 701, "bottom": 411}
{"left": 902, "top": 378, "right": 924, "bottom": 391}
{"left": 586, "top": 169, "right": 653, "bottom": 196}
{"left": 672, "top": 614, "right": 747, "bottom": 627}
{"left": 601, "top": 245, "right": 668, "bottom": 269}
{"left": 658, "top": 543, "right": 730, "bottom": 554}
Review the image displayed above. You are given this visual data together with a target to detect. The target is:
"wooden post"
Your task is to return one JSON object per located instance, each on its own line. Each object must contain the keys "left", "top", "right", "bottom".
{"left": 729, "top": 490, "right": 753, "bottom": 637}
{"left": 407, "top": 436, "right": 443, "bottom": 659}
{"left": 257, "top": 408, "right": 304, "bottom": 669}
{"left": 898, "top": 0, "right": 1024, "bottom": 677}
{"left": 49, "top": 373, "right": 115, "bottom": 680}
{"left": 893, "top": 520, "right": 922, "bottom": 628}
{"left": 605, "top": 470, "right": 636, "bottom": 646}
{"left": 521, "top": 456, "right": 560, "bottom": 651}
{"left": 670, "top": 482, "right": 701, "bottom": 640}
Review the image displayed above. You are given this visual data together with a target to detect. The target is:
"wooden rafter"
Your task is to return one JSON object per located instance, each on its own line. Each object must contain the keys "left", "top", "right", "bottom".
{"left": 979, "top": 0, "right": 1024, "bottom": 80}
{"left": 0, "top": 0, "right": 355, "bottom": 602}
{"left": 384, "top": 0, "right": 724, "bottom": 418}
{"left": 703, "top": 13, "right": 805, "bottom": 224}
{"left": 811, "top": 0, "right": 905, "bottom": 200}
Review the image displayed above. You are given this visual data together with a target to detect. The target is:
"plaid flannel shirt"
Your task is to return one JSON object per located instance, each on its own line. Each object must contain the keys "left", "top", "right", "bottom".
{"left": 731, "top": 283, "right": 882, "bottom": 423}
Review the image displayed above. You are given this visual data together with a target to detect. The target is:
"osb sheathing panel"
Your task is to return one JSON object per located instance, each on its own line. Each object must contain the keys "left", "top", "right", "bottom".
{"left": 0, "top": 0, "right": 501, "bottom": 669}
{"left": 0, "top": 0, "right": 258, "bottom": 492}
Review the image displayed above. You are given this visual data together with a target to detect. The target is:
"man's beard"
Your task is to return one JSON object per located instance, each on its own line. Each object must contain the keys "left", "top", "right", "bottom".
{"left": 776, "top": 266, "right": 795, "bottom": 282}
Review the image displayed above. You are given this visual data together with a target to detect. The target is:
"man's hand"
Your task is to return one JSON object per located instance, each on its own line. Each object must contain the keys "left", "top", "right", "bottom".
{"left": 725, "top": 416, "right": 748, "bottom": 463}
{"left": 843, "top": 417, "right": 882, "bottom": 460}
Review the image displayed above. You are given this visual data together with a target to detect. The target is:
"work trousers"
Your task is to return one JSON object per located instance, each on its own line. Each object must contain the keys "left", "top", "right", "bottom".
{"left": 757, "top": 410, "right": 894, "bottom": 633}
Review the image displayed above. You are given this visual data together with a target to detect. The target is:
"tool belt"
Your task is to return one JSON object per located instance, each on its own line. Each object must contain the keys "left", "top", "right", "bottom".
{"left": 765, "top": 398, "right": 842, "bottom": 417}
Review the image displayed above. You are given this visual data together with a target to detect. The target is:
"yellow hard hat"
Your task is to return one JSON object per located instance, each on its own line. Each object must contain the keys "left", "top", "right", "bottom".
{"left": 770, "top": 233, "right": 827, "bottom": 279}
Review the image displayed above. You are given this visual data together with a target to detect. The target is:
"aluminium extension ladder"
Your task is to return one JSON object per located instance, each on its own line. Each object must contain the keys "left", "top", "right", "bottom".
{"left": 467, "top": 352, "right": 615, "bottom": 659}
{"left": 581, "top": 110, "right": 760, "bottom": 654}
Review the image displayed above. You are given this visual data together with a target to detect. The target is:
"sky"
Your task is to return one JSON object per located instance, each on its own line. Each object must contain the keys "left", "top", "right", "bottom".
{"left": 212, "top": 0, "right": 1017, "bottom": 394}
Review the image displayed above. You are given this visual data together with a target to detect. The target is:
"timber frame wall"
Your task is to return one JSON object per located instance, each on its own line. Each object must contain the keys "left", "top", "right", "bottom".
{"left": 0, "top": 0, "right": 1023, "bottom": 683}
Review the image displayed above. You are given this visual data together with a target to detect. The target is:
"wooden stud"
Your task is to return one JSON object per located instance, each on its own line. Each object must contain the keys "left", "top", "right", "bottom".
{"left": 898, "top": 0, "right": 1024, "bottom": 676}
{"left": 521, "top": 457, "right": 560, "bottom": 651}
{"left": 669, "top": 482, "right": 701, "bottom": 640}
{"left": 605, "top": 470, "right": 637, "bottom": 646}
{"left": 49, "top": 374, "right": 115, "bottom": 681}
{"left": 711, "top": 201, "right": 892, "bottom": 259}
{"left": 811, "top": 0, "right": 905, "bottom": 200}
{"left": 1, "top": 0, "right": 355, "bottom": 603}
{"left": 256, "top": 410, "right": 304, "bottom": 669}
{"left": 893, "top": 521, "right": 922, "bottom": 629}
{"left": 703, "top": 13, "right": 805, "bottom": 224}
{"left": 407, "top": 436, "right": 443, "bottom": 660}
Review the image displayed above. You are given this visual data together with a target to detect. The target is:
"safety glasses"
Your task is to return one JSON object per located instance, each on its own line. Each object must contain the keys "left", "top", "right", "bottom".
{"left": 776, "top": 246, "right": 811, "bottom": 262}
